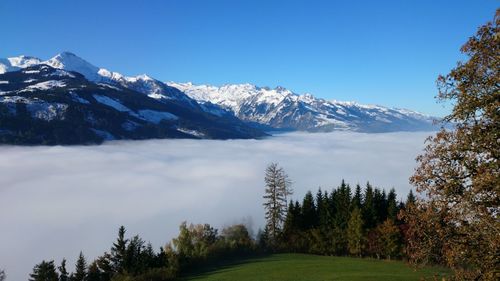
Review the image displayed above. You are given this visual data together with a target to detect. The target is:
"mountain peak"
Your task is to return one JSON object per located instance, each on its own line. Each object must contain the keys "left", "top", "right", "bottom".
{"left": 0, "top": 55, "right": 42, "bottom": 73}
{"left": 45, "top": 52, "right": 101, "bottom": 81}
{"left": 59, "top": 51, "right": 78, "bottom": 57}
{"left": 134, "top": 74, "right": 154, "bottom": 81}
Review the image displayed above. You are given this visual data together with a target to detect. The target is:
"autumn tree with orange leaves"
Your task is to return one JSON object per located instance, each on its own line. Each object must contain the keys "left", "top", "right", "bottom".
{"left": 401, "top": 10, "right": 499, "bottom": 281}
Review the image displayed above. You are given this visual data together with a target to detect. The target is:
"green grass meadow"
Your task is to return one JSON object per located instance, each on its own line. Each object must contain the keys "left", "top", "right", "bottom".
{"left": 182, "top": 254, "right": 449, "bottom": 281}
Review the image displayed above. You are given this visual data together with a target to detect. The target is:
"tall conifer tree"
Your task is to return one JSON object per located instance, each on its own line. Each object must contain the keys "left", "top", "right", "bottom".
{"left": 301, "top": 191, "right": 316, "bottom": 230}
{"left": 58, "top": 259, "right": 69, "bottom": 281}
{"left": 30, "top": 261, "right": 59, "bottom": 281}
{"left": 110, "top": 226, "right": 128, "bottom": 273}
{"left": 386, "top": 188, "right": 398, "bottom": 221}
{"left": 362, "top": 182, "right": 376, "bottom": 229}
{"left": 73, "top": 252, "right": 87, "bottom": 281}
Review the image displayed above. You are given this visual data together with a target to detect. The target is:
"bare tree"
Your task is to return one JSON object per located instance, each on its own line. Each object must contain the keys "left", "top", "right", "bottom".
{"left": 263, "top": 163, "right": 292, "bottom": 244}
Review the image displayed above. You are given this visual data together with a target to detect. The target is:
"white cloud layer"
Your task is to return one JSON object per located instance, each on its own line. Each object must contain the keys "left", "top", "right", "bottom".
{"left": 0, "top": 131, "right": 432, "bottom": 280}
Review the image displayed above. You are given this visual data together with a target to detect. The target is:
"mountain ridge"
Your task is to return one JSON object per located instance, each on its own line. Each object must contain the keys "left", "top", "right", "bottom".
{"left": 0, "top": 58, "right": 266, "bottom": 144}
{"left": 0, "top": 52, "right": 439, "bottom": 145}
{"left": 168, "top": 82, "right": 437, "bottom": 133}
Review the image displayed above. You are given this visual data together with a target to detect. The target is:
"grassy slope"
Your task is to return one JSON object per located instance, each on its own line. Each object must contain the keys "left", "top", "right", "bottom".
{"left": 182, "top": 254, "right": 449, "bottom": 281}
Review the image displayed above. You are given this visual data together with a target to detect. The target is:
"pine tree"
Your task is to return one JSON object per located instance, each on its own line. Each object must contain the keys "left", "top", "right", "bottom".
{"left": 125, "top": 235, "right": 140, "bottom": 274}
{"left": 0, "top": 269, "right": 5, "bottom": 281}
{"left": 331, "top": 181, "right": 352, "bottom": 255}
{"left": 125, "top": 235, "right": 146, "bottom": 275}
{"left": 58, "top": 259, "right": 69, "bottom": 281}
{"left": 347, "top": 207, "right": 364, "bottom": 257}
{"left": 282, "top": 200, "right": 304, "bottom": 251}
{"left": 405, "top": 189, "right": 416, "bottom": 206}
{"left": 316, "top": 189, "right": 330, "bottom": 228}
{"left": 86, "top": 261, "right": 100, "bottom": 281}
{"left": 95, "top": 253, "right": 113, "bottom": 281}
{"left": 362, "top": 182, "right": 376, "bottom": 229}
{"left": 73, "top": 252, "right": 87, "bottom": 281}
{"left": 142, "top": 243, "right": 157, "bottom": 269}
{"left": 283, "top": 201, "right": 297, "bottom": 236}
{"left": 110, "top": 226, "right": 128, "bottom": 273}
{"left": 155, "top": 247, "right": 168, "bottom": 269}
{"left": 30, "top": 260, "right": 59, "bottom": 281}
{"left": 373, "top": 188, "right": 387, "bottom": 224}
{"left": 257, "top": 227, "right": 270, "bottom": 250}
{"left": 326, "top": 189, "right": 337, "bottom": 222}
{"left": 263, "top": 163, "right": 292, "bottom": 244}
{"left": 301, "top": 191, "right": 316, "bottom": 230}
{"left": 335, "top": 180, "right": 352, "bottom": 230}
{"left": 351, "top": 184, "right": 363, "bottom": 210}
{"left": 386, "top": 188, "right": 398, "bottom": 221}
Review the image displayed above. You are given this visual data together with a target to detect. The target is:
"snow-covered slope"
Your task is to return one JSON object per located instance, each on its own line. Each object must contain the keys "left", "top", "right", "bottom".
{"left": 169, "top": 82, "right": 437, "bottom": 132}
{"left": 0, "top": 56, "right": 42, "bottom": 73}
{"left": 42, "top": 52, "right": 197, "bottom": 106}
{"left": 0, "top": 63, "right": 266, "bottom": 144}
{"left": 1, "top": 52, "right": 437, "bottom": 137}
{"left": 2, "top": 52, "right": 195, "bottom": 108}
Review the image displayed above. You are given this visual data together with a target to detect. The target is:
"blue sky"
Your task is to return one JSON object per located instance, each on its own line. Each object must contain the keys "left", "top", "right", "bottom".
{"left": 1, "top": 1, "right": 497, "bottom": 116}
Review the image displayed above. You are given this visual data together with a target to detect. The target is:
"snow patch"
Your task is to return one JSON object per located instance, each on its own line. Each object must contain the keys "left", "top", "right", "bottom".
{"left": 177, "top": 127, "right": 205, "bottom": 138}
{"left": 27, "top": 103, "right": 68, "bottom": 121}
{"left": 125, "top": 74, "right": 154, "bottom": 83}
{"left": 92, "top": 95, "right": 178, "bottom": 124}
{"left": 8, "top": 56, "right": 41, "bottom": 68}
{"left": 137, "top": 110, "right": 178, "bottom": 124}
{"left": 48, "top": 69, "right": 75, "bottom": 78}
{"left": 0, "top": 96, "right": 68, "bottom": 120}
{"left": 70, "top": 92, "right": 90, "bottom": 104}
{"left": 98, "top": 83, "right": 121, "bottom": 91}
{"left": 93, "top": 95, "right": 130, "bottom": 112}
{"left": 23, "top": 70, "right": 40, "bottom": 74}
{"left": 25, "top": 80, "right": 66, "bottom": 91}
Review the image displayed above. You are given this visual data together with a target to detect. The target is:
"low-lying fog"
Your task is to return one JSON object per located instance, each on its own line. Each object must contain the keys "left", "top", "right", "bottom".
{"left": 0, "top": 131, "right": 432, "bottom": 280}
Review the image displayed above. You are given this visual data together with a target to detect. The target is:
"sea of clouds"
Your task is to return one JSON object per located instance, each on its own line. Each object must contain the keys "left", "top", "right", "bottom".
{"left": 0, "top": 131, "right": 432, "bottom": 280}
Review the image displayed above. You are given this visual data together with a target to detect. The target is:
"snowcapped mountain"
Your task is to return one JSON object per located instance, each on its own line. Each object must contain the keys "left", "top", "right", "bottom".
{"left": 0, "top": 51, "right": 438, "bottom": 144}
{"left": 0, "top": 55, "right": 42, "bottom": 73}
{"left": 0, "top": 52, "right": 196, "bottom": 106}
{"left": 168, "top": 82, "right": 437, "bottom": 132}
{"left": 0, "top": 55, "right": 266, "bottom": 144}
{"left": 43, "top": 52, "right": 197, "bottom": 107}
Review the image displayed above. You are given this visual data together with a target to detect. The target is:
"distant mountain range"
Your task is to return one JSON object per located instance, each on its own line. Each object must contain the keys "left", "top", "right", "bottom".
{"left": 0, "top": 52, "right": 437, "bottom": 144}
{"left": 169, "top": 82, "right": 437, "bottom": 133}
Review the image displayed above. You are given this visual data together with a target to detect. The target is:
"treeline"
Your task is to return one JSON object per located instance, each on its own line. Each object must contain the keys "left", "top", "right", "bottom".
{"left": 28, "top": 222, "right": 259, "bottom": 281}
{"left": 27, "top": 180, "right": 415, "bottom": 281}
{"left": 270, "top": 181, "right": 415, "bottom": 259}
